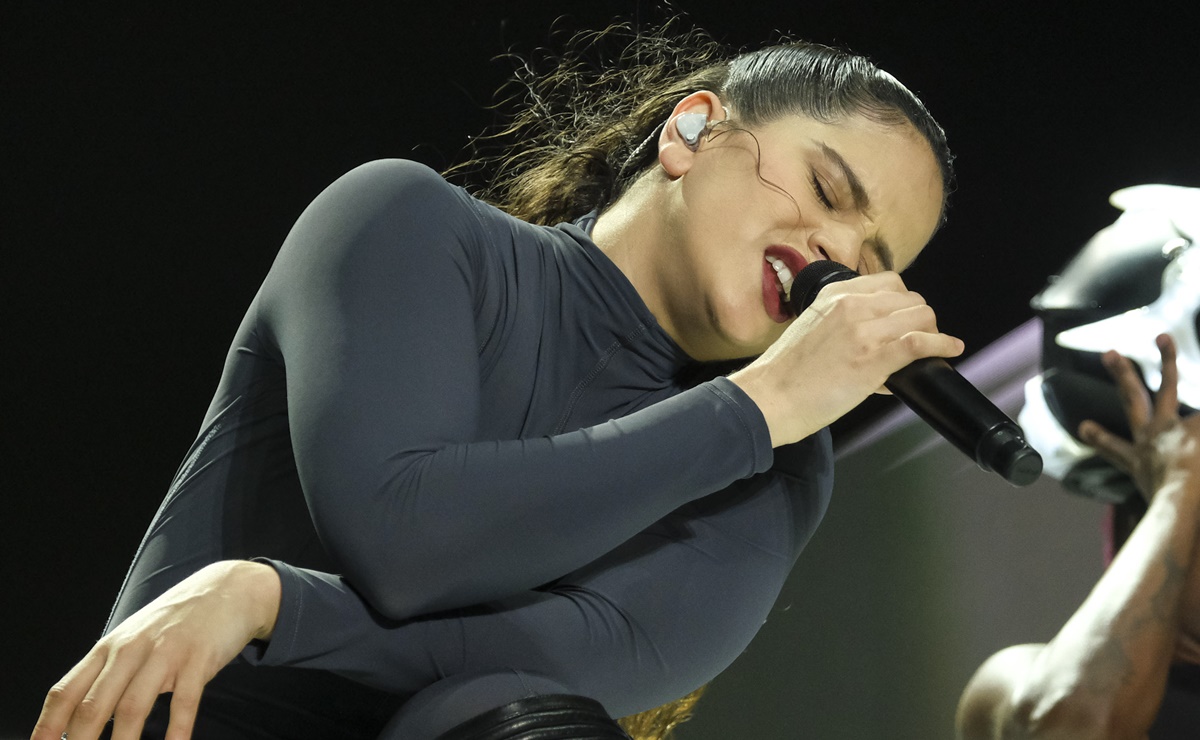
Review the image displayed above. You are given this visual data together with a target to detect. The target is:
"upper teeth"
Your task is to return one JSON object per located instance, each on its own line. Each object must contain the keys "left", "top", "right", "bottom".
{"left": 766, "top": 256, "right": 795, "bottom": 300}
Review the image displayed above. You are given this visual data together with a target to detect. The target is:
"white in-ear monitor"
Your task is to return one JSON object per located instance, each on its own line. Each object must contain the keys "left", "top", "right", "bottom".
{"left": 674, "top": 112, "right": 709, "bottom": 150}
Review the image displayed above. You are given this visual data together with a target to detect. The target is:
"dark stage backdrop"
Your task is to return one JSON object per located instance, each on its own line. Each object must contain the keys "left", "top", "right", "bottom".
{"left": 3, "top": 2, "right": 1196, "bottom": 736}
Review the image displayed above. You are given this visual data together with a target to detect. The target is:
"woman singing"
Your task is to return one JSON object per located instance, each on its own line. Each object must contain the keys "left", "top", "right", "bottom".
{"left": 34, "top": 21, "right": 957, "bottom": 740}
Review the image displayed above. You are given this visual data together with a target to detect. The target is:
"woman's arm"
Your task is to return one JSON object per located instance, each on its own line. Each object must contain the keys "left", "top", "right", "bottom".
{"left": 957, "top": 335, "right": 1200, "bottom": 739}
{"left": 258, "top": 159, "right": 932, "bottom": 621}
{"left": 245, "top": 432, "right": 831, "bottom": 700}
{"left": 32, "top": 433, "right": 831, "bottom": 740}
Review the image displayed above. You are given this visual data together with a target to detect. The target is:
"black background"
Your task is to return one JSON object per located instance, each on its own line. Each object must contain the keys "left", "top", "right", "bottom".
{"left": 4, "top": 1, "right": 1198, "bottom": 734}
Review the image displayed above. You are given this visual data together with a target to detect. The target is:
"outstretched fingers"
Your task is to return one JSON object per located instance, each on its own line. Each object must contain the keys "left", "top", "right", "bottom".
{"left": 30, "top": 562, "right": 278, "bottom": 740}
{"left": 1076, "top": 350, "right": 1149, "bottom": 473}
{"left": 1106, "top": 349, "right": 1154, "bottom": 431}
{"left": 163, "top": 669, "right": 207, "bottom": 740}
{"left": 107, "top": 653, "right": 175, "bottom": 740}
{"left": 71, "top": 640, "right": 169, "bottom": 740}
{"left": 1154, "top": 333, "right": 1180, "bottom": 424}
{"left": 1078, "top": 418, "right": 1135, "bottom": 474}
{"left": 33, "top": 646, "right": 208, "bottom": 740}
{"left": 30, "top": 652, "right": 103, "bottom": 740}
{"left": 1079, "top": 335, "right": 1183, "bottom": 485}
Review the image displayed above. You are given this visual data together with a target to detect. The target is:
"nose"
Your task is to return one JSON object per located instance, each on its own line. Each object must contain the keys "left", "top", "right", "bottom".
{"left": 808, "top": 222, "right": 864, "bottom": 272}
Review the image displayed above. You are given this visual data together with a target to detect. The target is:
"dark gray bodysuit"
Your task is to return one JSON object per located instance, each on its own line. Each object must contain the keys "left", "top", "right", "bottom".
{"left": 106, "top": 160, "right": 834, "bottom": 739}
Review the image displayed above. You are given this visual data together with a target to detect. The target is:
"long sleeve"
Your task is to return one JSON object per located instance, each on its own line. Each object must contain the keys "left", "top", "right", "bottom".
{"left": 254, "top": 159, "right": 775, "bottom": 620}
{"left": 245, "top": 430, "right": 834, "bottom": 722}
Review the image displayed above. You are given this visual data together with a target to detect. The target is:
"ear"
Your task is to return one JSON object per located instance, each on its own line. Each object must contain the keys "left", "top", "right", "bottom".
{"left": 658, "top": 90, "right": 728, "bottom": 179}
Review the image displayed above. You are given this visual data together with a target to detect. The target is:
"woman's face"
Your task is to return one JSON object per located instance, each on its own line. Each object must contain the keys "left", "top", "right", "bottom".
{"left": 656, "top": 110, "right": 945, "bottom": 361}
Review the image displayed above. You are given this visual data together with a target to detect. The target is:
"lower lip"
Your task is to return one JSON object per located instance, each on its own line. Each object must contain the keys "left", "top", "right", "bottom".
{"left": 762, "top": 261, "right": 793, "bottom": 323}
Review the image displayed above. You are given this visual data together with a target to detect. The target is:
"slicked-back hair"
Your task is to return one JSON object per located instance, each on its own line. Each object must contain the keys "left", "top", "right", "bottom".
{"left": 446, "top": 19, "right": 954, "bottom": 229}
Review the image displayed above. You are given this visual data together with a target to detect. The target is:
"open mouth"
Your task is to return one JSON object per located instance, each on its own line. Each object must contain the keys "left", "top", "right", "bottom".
{"left": 762, "top": 246, "right": 809, "bottom": 323}
{"left": 765, "top": 255, "right": 795, "bottom": 304}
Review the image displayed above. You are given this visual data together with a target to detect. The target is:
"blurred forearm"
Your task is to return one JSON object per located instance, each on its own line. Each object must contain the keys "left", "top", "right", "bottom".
{"left": 1009, "top": 474, "right": 1200, "bottom": 737}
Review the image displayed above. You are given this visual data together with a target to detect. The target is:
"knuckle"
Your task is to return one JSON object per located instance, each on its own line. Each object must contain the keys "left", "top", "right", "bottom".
{"left": 878, "top": 271, "right": 903, "bottom": 287}
{"left": 114, "top": 694, "right": 148, "bottom": 721}
{"left": 107, "top": 637, "right": 134, "bottom": 658}
{"left": 75, "top": 696, "right": 106, "bottom": 722}
{"left": 44, "top": 683, "right": 70, "bottom": 704}
{"left": 901, "top": 332, "right": 924, "bottom": 355}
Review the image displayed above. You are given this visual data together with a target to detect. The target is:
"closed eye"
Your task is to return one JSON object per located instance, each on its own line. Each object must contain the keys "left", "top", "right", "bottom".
{"left": 811, "top": 172, "right": 835, "bottom": 210}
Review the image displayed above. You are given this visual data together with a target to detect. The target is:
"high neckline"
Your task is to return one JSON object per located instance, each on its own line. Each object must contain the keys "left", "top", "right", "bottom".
{"left": 555, "top": 220, "right": 699, "bottom": 378}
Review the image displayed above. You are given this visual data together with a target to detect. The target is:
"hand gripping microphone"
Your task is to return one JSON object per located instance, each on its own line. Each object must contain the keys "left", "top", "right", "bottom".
{"left": 789, "top": 261, "right": 1043, "bottom": 486}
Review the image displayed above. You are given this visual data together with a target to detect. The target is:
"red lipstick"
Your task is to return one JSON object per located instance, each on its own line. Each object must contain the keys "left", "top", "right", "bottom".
{"left": 761, "top": 246, "right": 809, "bottom": 322}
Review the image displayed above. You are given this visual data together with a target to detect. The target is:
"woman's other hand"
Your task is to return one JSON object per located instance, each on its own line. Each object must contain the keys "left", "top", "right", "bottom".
{"left": 729, "top": 271, "right": 964, "bottom": 446}
{"left": 31, "top": 560, "right": 281, "bottom": 740}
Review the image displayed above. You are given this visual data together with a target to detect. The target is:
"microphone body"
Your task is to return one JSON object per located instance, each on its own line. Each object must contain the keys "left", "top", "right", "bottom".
{"left": 787, "top": 261, "right": 1042, "bottom": 486}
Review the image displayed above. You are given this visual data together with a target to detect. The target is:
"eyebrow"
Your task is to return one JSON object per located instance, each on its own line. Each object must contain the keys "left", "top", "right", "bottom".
{"left": 818, "top": 142, "right": 896, "bottom": 272}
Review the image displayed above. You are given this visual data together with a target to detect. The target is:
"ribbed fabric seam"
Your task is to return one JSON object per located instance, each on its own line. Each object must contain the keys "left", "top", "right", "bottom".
{"left": 703, "top": 380, "right": 770, "bottom": 475}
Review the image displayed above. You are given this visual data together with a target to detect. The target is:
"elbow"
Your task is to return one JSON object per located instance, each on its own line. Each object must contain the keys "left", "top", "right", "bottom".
{"left": 353, "top": 577, "right": 421, "bottom": 622}
{"left": 342, "top": 557, "right": 462, "bottom": 622}
{"left": 1006, "top": 687, "right": 1124, "bottom": 740}
{"left": 344, "top": 566, "right": 427, "bottom": 621}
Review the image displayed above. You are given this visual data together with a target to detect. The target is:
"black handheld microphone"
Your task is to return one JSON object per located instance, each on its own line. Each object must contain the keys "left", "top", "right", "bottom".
{"left": 789, "top": 261, "right": 1043, "bottom": 486}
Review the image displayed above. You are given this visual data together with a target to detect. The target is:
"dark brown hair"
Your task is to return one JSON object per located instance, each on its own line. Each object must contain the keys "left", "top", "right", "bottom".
{"left": 445, "top": 19, "right": 954, "bottom": 229}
